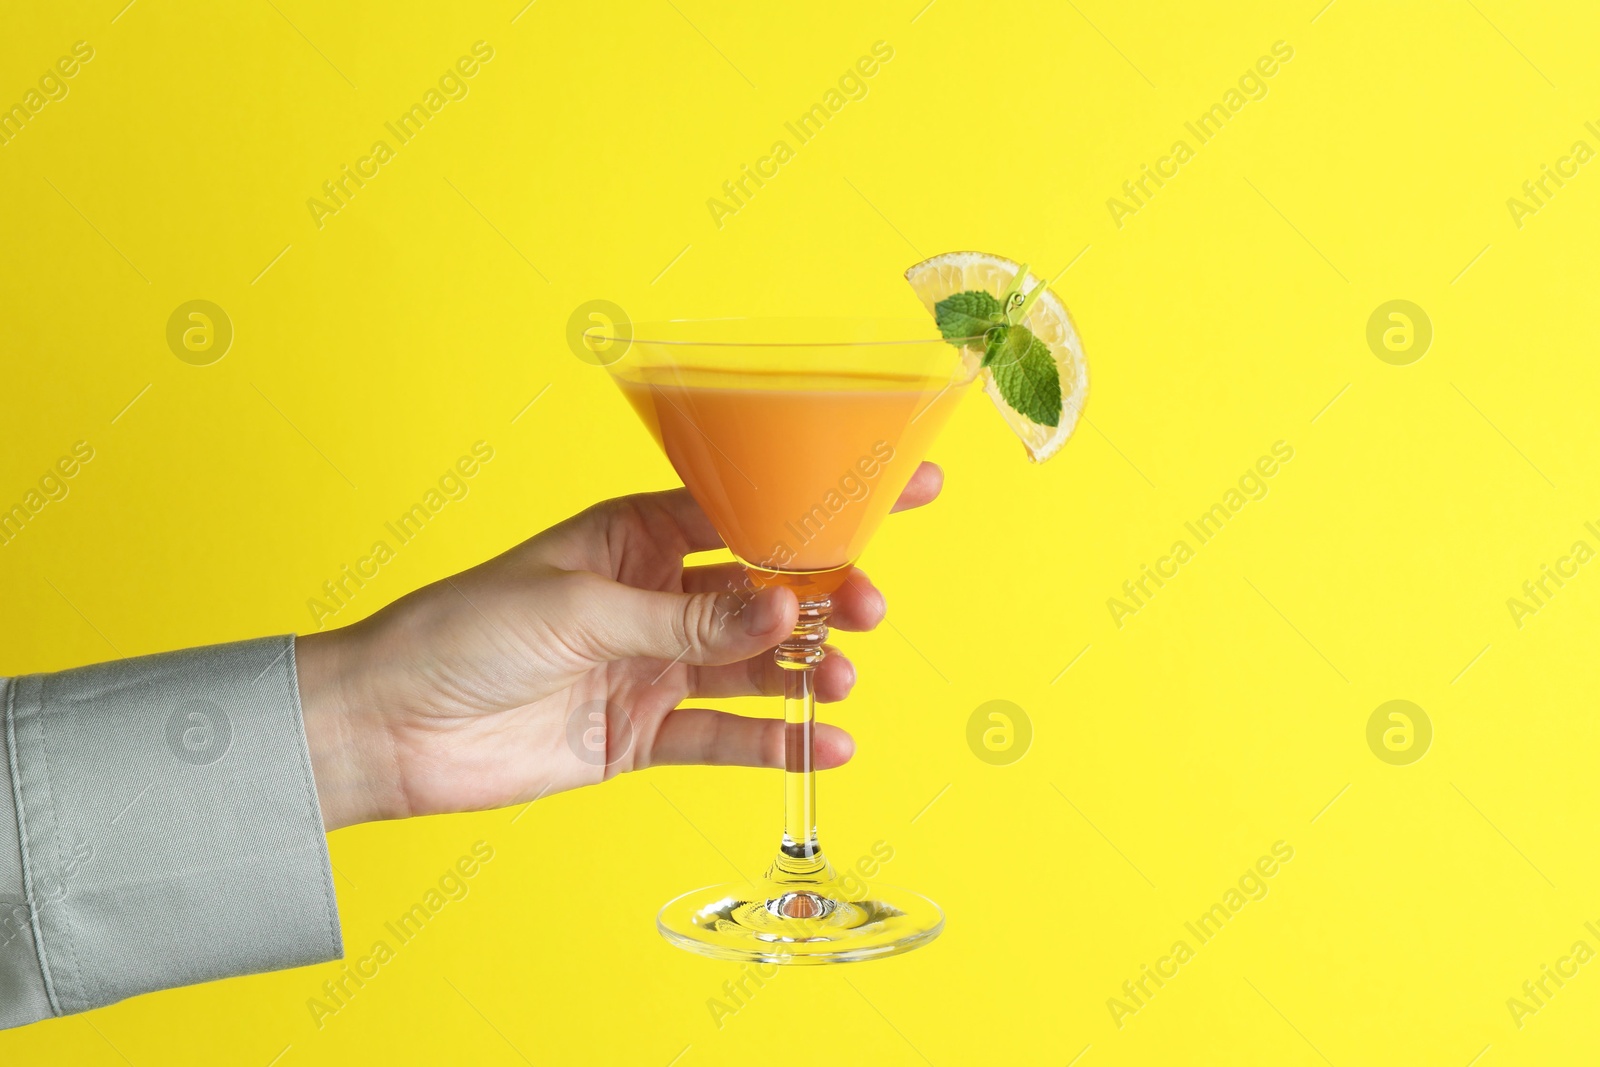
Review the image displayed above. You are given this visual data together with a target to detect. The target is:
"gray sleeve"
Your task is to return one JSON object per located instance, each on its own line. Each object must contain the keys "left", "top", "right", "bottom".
{"left": 0, "top": 635, "right": 342, "bottom": 1029}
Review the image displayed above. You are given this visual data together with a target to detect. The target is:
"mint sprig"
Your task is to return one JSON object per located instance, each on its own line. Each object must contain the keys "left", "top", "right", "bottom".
{"left": 932, "top": 268, "right": 1062, "bottom": 427}
{"left": 932, "top": 290, "right": 1002, "bottom": 351}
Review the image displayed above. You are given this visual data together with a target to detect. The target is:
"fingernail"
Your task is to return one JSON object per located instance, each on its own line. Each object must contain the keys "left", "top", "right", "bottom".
{"left": 745, "top": 590, "right": 784, "bottom": 636}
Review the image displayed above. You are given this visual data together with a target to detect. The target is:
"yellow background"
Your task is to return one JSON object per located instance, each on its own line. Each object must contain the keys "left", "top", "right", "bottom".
{"left": 3, "top": 0, "right": 1598, "bottom": 1063}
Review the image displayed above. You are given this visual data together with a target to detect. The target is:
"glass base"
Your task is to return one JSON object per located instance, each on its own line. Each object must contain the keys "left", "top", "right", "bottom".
{"left": 658, "top": 864, "right": 943, "bottom": 965}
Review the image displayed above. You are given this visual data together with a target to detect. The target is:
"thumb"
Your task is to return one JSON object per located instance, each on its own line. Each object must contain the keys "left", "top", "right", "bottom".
{"left": 579, "top": 578, "right": 798, "bottom": 666}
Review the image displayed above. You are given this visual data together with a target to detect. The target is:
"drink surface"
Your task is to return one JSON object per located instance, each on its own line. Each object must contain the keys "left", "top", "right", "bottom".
{"left": 616, "top": 366, "right": 968, "bottom": 595}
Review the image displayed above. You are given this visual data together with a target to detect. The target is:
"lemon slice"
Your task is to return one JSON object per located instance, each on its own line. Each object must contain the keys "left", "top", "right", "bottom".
{"left": 904, "top": 251, "right": 1088, "bottom": 463}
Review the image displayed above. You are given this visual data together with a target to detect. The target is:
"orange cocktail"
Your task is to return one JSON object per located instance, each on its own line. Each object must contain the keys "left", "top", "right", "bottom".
{"left": 616, "top": 368, "right": 966, "bottom": 597}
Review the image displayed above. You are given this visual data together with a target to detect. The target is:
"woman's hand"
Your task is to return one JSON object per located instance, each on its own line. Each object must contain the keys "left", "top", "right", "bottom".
{"left": 296, "top": 463, "right": 944, "bottom": 831}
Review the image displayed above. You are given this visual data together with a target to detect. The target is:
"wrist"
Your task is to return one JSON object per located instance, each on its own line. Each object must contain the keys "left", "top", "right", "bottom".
{"left": 295, "top": 626, "right": 403, "bottom": 831}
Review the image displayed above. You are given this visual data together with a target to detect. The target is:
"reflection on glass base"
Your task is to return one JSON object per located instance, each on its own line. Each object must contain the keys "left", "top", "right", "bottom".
{"left": 657, "top": 873, "right": 943, "bottom": 965}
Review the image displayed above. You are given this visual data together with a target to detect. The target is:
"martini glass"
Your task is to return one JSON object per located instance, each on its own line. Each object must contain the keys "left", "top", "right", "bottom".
{"left": 592, "top": 317, "right": 979, "bottom": 964}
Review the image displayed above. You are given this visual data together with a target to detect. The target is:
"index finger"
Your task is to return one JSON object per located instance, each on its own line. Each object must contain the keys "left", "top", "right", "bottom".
{"left": 537, "top": 486, "right": 724, "bottom": 570}
{"left": 890, "top": 462, "right": 943, "bottom": 514}
{"left": 633, "top": 486, "right": 725, "bottom": 552}
{"left": 631, "top": 462, "right": 939, "bottom": 554}
{"left": 585, "top": 462, "right": 941, "bottom": 567}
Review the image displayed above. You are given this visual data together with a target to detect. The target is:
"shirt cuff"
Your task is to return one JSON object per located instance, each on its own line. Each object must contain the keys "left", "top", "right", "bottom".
{"left": 0, "top": 635, "right": 342, "bottom": 1029}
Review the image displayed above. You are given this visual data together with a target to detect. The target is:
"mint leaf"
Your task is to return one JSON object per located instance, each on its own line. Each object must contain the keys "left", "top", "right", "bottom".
{"left": 985, "top": 325, "right": 1061, "bottom": 427}
{"left": 934, "top": 290, "right": 1003, "bottom": 350}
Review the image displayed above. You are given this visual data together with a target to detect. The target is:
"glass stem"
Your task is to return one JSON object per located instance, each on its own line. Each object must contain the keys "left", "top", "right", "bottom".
{"left": 773, "top": 594, "right": 831, "bottom": 876}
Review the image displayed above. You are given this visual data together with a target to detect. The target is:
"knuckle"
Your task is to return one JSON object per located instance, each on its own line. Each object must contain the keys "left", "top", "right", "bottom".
{"left": 679, "top": 592, "right": 722, "bottom": 653}
{"left": 553, "top": 571, "right": 620, "bottom": 656}
{"left": 560, "top": 570, "right": 611, "bottom": 614}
